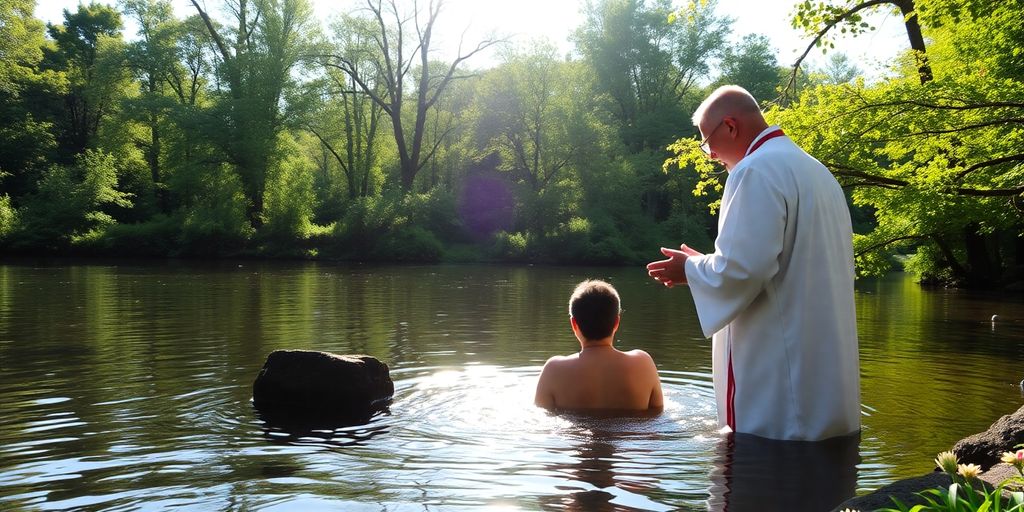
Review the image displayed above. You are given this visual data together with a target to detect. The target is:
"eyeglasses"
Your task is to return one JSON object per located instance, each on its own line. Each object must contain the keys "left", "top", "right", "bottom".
{"left": 699, "top": 119, "right": 725, "bottom": 155}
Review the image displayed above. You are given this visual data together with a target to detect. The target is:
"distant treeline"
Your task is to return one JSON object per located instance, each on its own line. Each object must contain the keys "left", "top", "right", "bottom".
{"left": 1, "top": 0, "right": 1021, "bottom": 287}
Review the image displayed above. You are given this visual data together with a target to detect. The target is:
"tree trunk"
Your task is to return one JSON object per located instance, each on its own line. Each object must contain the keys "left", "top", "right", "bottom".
{"left": 932, "top": 234, "right": 967, "bottom": 282}
{"left": 894, "top": 0, "right": 933, "bottom": 83}
{"left": 964, "top": 223, "right": 999, "bottom": 286}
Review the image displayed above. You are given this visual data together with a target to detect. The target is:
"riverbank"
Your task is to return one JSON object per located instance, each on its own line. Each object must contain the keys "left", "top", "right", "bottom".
{"left": 835, "top": 404, "right": 1024, "bottom": 511}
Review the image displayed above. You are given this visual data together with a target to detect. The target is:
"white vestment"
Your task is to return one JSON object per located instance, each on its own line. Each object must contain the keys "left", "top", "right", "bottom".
{"left": 683, "top": 126, "right": 861, "bottom": 441}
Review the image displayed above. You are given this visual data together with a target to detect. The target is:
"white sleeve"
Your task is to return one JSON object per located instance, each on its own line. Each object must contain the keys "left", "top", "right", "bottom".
{"left": 683, "top": 167, "right": 787, "bottom": 338}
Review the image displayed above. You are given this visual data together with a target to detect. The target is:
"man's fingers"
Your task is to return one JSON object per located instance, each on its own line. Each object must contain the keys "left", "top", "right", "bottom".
{"left": 646, "top": 258, "right": 672, "bottom": 270}
{"left": 678, "top": 243, "right": 702, "bottom": 257}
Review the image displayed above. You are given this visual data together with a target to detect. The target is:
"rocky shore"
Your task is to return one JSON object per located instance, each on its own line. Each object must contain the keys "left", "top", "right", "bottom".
{"left": 834, "top": 404, "right": 1024, "bottom": 511}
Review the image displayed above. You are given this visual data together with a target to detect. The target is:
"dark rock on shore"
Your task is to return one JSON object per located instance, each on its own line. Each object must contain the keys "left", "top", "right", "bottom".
{"left": 835, "top": 472, "right": 953, "bottom": 511}
{"left": 253, "top": 350, "right": 394, "bottom": 424}
{"left": 953, "top": 404, "right": 1024, "bottom": 470}
{"left": 832, "top": 404, "right": 1024, "bottom": 511}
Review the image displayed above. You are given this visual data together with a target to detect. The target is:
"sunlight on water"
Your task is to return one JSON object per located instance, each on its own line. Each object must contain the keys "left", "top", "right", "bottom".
{"left": 1, "top": 262, "right": 1023, "bottom": 510}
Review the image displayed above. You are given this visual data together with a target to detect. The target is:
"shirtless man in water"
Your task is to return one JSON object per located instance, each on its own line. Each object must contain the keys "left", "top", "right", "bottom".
{"left": 534, "top": 280, "right": 663, "bottom": 412}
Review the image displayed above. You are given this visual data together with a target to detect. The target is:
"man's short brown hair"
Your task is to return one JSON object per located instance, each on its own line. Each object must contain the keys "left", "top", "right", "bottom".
{"left": 569, "top": 280, "right": 621, "bottom": 340}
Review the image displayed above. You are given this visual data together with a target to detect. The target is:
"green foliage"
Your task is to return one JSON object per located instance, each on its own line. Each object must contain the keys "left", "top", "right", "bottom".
{"left": 9, "top": 0, "right": 967, "bottom": 275}
{"left": 323, "top": 192, "right": 453, "bottom": 262}
{"left": 473, "top": 42, "right": 584, "bottom": 194}
{"left": 660, "top": 210, "right": 713, "bottom": 254}
{"left": 576, "top": 0, "right": 730, "bottom": 151}
{"left": 43, "top": 3, "right": 127, "bottom": 157}
{"left": 491, "top": 231, "right": 534, "bottom": 262}
{"left": 0, "top": 0, "right": 46, "bottom": 94}
{"left": 99, "top": 214, "right": 179, "bottom": 256}
{"left": 10, "top": 149, "right": 132, "bottom": 250}
{"left": 187, "top": 0, "right": 317, "bottom": 228}
{"left": 0, "top": 195, "right": 17, "bottom": 241}
{"left": 332, "top": 194, "right": 400, "bottom": 250}
{"left": 545, "top": 216, "right": 592, "bottom": 261}
{"left": 374, "top": 226, "right": 444, "bottom": 262}
{"left": 717, "top": 34, "right": 783, "bottom": 104}
{"left": 0, "top": 0, "right": 60, "bottom": 198}
{"left": 262, "top": 132, "right": 316, "bottom": 242}
{"left": 402, "top": 189, "right": 462, "bottom": 243}
{"left": 179, "top": 163, "right": 253, "bottom": 255}
{"left": 770, "top": 15, "right": 1024, "bottom": 285}
{"left": 902, "top": 244, "right": 959, "bottom": 285}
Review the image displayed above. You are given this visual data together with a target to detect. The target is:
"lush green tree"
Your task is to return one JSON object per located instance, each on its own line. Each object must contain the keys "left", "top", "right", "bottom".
{"left": 188, "top": 0, "right": 318, "bottom": 228}
{"left": 575, "top": 0, "right": 730, "bottom": 151}
{"left": 10, "top": 149, "right": 132, "bottom": 250}
{"left": 788, "top": 0, "right": 933, "bottom": 89}
{"left": 419, "top": 73, "right": 475, "bottom": 194}
{"left": 120, "top": 0, "right": 183, "bottom": 213}
{"left": 820, "top": 52, "right": 861, "bottom": 85}
{"left": 42, "top": 3, "right": 125, "bottom": 159}
{"left": 473, "top": 43, "right": 586, "bottom": 194}
{"left": 0, "top": 0, "right": 59, "bottom": 201}
{"left": 316, "top": 0, "right": 498, "bottom": 192}
{"left": 306, "top": 13, "right": 388, "bottom": 202}
{"left": 716, "top": 33, "right": 782, "bottom": 105}
{"left": 261, "top": 131, "right": 317, "bottom": 246}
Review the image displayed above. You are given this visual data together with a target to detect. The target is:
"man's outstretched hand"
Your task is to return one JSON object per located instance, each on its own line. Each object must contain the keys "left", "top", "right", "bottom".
{"left": 646, "top": 244, "right": 703, "bottom": 288}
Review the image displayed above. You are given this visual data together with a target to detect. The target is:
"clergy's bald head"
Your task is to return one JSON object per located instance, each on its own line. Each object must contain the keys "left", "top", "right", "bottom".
{"left": 693, "top": 85, "right": 769, "bottom": 170}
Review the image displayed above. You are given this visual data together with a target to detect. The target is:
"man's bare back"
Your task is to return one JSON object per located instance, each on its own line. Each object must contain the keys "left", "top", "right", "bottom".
{"left": 534, "top": 279, "right": 663, "bottom": 413}
{"left": 535, "top": 344, "right": 663, "bottom": 411}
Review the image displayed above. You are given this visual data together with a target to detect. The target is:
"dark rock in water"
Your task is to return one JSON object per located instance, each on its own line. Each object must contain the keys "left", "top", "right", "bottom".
{"left": 253, "top": 350, "right": 394, "bottom": 423}
{"left": 953, "top": 403, "right": 1024, "bottom": 470}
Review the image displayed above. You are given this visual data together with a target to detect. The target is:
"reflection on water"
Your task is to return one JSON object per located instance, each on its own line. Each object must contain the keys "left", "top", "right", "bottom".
{"left": 0, "top": 261, "right": 1023, "bottom": 510}
{"left": 708, "top": 433, "right": 860, "bottom": 512}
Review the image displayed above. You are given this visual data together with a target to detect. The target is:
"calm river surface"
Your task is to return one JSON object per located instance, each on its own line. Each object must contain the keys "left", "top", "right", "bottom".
{"left": 1, "top": 261, "right": 1022, "bottom": 511}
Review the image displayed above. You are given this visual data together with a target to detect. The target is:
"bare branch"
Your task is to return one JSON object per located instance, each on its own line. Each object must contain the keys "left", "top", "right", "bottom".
{"left": 419, "top": 121, "right": 455, "bottom": 172}
{"left": 955, "top": 153, "right": 1024, "bottom": 180}
{"left": 831, "top": 162, "right": 1024, "bottom": 197}
{"left": 855, "top": 234, "right": 929, "bottom": 256}
{"left": 955, "top": 185, "right": 1024, "bottom": 197}
{"left": 317, "top": 56, "right": 393, "bottom": 116}
{"left": 830, "top": 167, "right": 909, "bottom": 188}
{"left": 425, "top": 36, "right": 502, "bottom": 109}
{"left": 305, "top": 123, "right": 351, "bottom": 176}
{"left": 860, "top": 98, "right": 1024, "bottom": 111}
{"left": 781, "top": 0, "right": 892, "bottom": 101}
{"left": 189, "top": 0, "right": 232, "bottom": 64}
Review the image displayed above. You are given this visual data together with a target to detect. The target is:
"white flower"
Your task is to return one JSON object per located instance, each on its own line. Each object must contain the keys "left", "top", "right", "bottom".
{"left": 1001, "top": 451, "right": 1017, "bottom": 465}
{"left": 957, "top": 463, "right": 982, "bottom": 480}
{"left": 935, "top": 451, "right": 958, "bottom": 475}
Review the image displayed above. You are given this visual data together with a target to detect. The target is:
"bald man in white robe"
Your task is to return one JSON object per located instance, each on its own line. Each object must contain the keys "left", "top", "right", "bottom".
{"left": 647, "top": 85, "right": 860, "bottom": 441}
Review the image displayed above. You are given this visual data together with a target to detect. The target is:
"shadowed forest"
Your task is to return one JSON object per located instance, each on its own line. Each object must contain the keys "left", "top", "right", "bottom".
{"left": 1, "top": 0, "right": 1022, "bottom": 288}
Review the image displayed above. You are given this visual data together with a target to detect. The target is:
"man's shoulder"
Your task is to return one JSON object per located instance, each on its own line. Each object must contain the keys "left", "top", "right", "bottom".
{"left": 621, "top": 349, "right": 657, "bottom": 366}
{"left": 543, "top": 353, "right": 579, "bottom": 369}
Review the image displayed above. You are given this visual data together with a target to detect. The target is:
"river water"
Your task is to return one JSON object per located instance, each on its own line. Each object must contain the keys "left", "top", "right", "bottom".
{"left": 1, "top": 261, "right": 1022, "bottom": 510}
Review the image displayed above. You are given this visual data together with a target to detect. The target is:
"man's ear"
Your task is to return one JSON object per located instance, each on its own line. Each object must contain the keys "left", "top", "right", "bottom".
{"left": 723, "top": 117, "right": 738, "bottom": 139}
{"left": 570, "top": 316, "right": 579, "bottom": 331}
{"left": 613, "top": 315, "right": 621, "bottom": 332}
